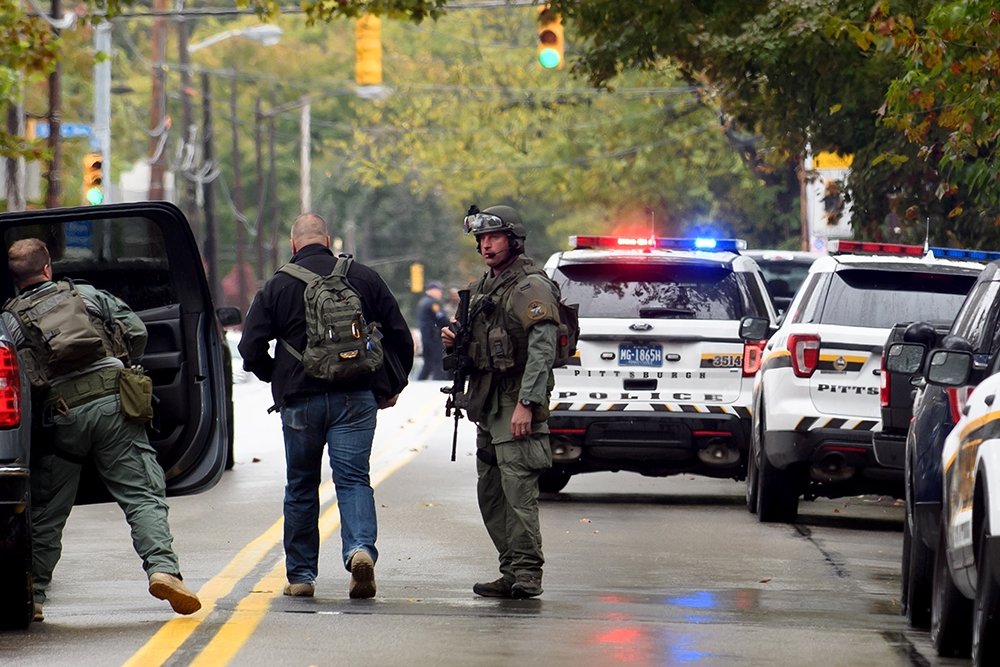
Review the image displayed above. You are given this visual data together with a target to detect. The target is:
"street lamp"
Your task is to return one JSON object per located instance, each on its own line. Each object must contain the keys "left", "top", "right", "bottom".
{"left": 188, "top": 24, "right": 283, "bottom": 53}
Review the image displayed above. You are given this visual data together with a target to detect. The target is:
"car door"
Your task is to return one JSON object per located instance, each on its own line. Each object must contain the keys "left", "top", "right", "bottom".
{"left": 0, "top": 201, "right": 230, "bottom": 500}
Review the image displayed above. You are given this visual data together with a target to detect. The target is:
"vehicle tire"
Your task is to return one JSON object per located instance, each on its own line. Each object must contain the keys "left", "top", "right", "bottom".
{"left": 931, "top": 519, "right": 973, "bottom": 657}
{"left": 904, "top": 504, "right": 934, "bottom": 628}
{"left": 223, "top": 340, "right": 236, "bottom": 471}
{"left": 0, "top": 506, "right": 33, "bottom": 630}
{"left": 538, "top": 469, "right": 571, "bottom": 494}
{"left": 973, "top": 516, "right": 1000, "bottom": 666}
{"left": 756, "top": 440, "right": 799, "bottom": 523}
{"left": 746, "top": 404, "right": 762, "bottom": 514}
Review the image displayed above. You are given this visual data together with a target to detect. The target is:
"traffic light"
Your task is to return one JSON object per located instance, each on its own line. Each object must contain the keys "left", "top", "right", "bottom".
{"left": 355, "top": 14, "right": 382, "bottom": 86}
{"left": 82, "top": 152, "right": 104, "bottom": 206}
{"left": 537, "top": 7, "right": 564, "bottom": 70}
{"left": 410, "top": 262, "right": 424, "bottom": 293}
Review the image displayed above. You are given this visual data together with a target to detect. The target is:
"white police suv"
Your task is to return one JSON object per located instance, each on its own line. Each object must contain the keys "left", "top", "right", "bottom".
{"left": 540, "top": 235, "right": 778, "bottom": 493}
{"left": 748, "top": 241, "right": 986, "bottom": 523}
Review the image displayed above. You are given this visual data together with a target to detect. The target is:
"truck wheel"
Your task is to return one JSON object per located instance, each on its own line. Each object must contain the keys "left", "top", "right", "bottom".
{"left": 0, "top": 507, "right": 33, "bottom": 630}
{"left": 756, "top": 445, "right": 799, "bottom": 523}
{"left": 932, "top": 519, "right": 972, "bottom": 657}
{"left": 904, "top": 506, "right": 934, "bottom": 628}
{"left": 538, "top": 469, "right": 571, "bottom": 494}
{"left": 973, "top": 516, "right": 1000, "bottom": 666}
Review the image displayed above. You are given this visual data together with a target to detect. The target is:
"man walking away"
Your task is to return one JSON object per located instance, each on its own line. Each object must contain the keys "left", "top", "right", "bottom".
{"left": 239, "top": 213, "right": 413, "bottom": 599}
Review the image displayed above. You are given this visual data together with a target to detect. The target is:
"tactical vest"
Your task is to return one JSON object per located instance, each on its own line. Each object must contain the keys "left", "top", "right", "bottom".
{"left": 469, "top": 260, "right": 558, "bottom": 376}
{"left": 5, "top": 280, "right": 125, "bottom": 391}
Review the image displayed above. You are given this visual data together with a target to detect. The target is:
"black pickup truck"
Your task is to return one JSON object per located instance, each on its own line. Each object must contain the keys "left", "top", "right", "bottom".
{"left": 872, "top": 320, "right": 950, "bottom": 470}
{"left": 0, "top": 203, "right": 237, "bottom": 630}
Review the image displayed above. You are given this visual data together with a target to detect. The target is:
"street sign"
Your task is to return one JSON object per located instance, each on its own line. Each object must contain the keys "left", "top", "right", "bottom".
{"left": 30, "top": 121, "right": 93, "bottom": 140}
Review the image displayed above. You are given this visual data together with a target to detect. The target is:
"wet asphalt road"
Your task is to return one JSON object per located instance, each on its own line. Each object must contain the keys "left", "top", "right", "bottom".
{"left": 0, "top": 380, "right": 973, "bottom": 666}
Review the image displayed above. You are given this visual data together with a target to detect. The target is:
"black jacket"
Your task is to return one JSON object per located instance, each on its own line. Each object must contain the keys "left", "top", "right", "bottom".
{"left": 238, "top": 244, "right": 414, "bottom": 409}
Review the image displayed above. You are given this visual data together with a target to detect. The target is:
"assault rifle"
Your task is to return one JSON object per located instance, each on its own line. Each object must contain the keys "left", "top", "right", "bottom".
{"left": 441, "top": 289, "right": 472, "bottom": 461}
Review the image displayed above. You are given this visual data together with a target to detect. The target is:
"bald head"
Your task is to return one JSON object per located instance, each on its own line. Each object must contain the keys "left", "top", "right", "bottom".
{"left": 290, "top": 213, "right": 330, "bottom": 253}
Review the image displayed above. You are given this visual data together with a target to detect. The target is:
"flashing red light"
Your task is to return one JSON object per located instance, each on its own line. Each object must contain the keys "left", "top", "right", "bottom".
{"left": 569, "top": 236, "right": 746, "bottom": 252}
{"left": 828, "top": 240, "right": 925, "bottom": 257}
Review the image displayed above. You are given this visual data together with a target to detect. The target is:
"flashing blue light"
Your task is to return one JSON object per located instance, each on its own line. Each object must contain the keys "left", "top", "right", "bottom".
{"left": 656, "top": 238, "right": 747, "bottom": 252}
{"left": 929, "top": 246, "right": 1000, "bottom": 262}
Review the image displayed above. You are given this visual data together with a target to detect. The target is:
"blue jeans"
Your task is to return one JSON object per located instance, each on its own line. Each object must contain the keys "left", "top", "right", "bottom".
{"left": 281, "top": 390, "right": 378, "bottom": 584}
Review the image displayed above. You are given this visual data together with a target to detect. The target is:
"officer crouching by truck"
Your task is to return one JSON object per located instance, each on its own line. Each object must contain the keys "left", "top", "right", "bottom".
{"left": 2, "top": 238, "right": 200, "bottom": 622}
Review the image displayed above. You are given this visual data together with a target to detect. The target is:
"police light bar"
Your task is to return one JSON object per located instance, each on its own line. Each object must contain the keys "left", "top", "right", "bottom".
{"left": 827, "top": 240, "right": 925, "bottom": 257}
{"left": 570, "top": 236, "right": 747, "bottom": 252}
{"left": 928, "top": 246, "right": 1000, "bottom": 262}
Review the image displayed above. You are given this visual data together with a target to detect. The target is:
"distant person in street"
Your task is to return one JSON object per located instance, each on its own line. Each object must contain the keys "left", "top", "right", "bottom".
{"left": 239, "top": 213, "right": 413, "bottom": 600}
{"left": 441, "top": 205, "right": 559, "bottom": 599}
{"left": 3, "top": 238, "right": 200, "bottom": 622}
{"left": 416, "top": 280, "right": 450, "bottom": 381}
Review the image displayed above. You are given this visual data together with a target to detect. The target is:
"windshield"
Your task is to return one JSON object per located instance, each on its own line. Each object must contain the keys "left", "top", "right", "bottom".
{"left": 552, "top": 262, "right": 762, "bottom": 320}
{"left": 818, "top": 269, "right": 976, "bottom": 328}
{"left": 754, "top": 260, "right": 813, "bottom": 300}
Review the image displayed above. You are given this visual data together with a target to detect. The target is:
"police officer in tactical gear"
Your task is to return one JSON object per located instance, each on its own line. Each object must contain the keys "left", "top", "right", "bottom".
{"left": 2, "top": 238, "right": 200, "bottom": 622}
{"left": 441, "top": 204, "right": 559, "bottom": 599}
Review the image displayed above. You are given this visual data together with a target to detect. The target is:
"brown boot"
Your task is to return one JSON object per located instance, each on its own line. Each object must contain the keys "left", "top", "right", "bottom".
{"left": 148, "top": 572, "right": 202, "bottom": 615}
{"left": 348, "top": 551, "right": 376, "bottom": 599}
{"left": 473, "top": 577, "right": 513, "bottom": 598}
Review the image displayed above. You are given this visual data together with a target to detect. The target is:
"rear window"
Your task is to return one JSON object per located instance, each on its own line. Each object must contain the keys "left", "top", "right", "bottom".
{"left": 817, "top": 269, "right": 975, "bottom": 328}
{"left": 552, "top": 262, "right": 762, "bottom": 320}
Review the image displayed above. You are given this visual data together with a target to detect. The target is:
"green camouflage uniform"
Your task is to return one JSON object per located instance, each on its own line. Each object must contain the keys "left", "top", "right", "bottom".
{"left": 3, "top": 281, "right": 180, "bottom": 604}
{"left": 463, "top": 256, "right": 558, "bottom": 586}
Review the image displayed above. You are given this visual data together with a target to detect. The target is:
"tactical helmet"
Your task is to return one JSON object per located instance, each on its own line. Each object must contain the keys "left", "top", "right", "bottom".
{"left": 464, "top": 204, "right": 527, "bottom": 255}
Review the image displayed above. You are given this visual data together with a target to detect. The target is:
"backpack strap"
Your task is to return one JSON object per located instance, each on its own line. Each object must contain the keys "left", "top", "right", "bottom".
{"left": 333, "top": 254, "right": 353, "bottom": 279}
{"left": 276, "top": 262, "right": 320, "bottom": 362}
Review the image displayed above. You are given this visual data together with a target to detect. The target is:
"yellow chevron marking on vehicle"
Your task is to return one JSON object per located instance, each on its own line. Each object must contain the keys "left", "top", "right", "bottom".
{"left": 762, "top": 349, "right": 789, "bottom": 364}
{"left": 958, "top": 409, "right": 1000, "bottom": 443}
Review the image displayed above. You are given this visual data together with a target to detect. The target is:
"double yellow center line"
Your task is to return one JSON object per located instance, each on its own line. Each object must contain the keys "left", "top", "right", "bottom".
{"left": 124, "top": 394, "right": 444, "bottom": 666}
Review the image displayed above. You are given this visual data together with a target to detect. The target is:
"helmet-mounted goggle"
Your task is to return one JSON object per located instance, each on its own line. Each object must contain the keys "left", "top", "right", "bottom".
{"left": 463, "top": 212, "right": 507, "bottom": 235}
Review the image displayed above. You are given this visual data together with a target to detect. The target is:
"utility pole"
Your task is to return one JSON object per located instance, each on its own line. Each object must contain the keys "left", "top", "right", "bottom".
{"left": 45, "top": 0, "right": 62, "bottom": 209}
{"left": 267, "top": 92, "right": 278, "bottom": 273}
{"left": 178, "top": 17, "right": 199, "bottom": 238}
{"left": 5, "top": 105, "right": 24, "bottom": 212}
{"left": 94, "top": 23, "right": 111, "bottom": 203}
{"left": 231, "top": 76, "right": 247, "bottom": 312}
{"left": 148, "top": 0, "right": 168, "bottom": 200}
{"left": 201, "top": 72, "right": 219, "bottom": 304}
{"left": 254, "top": 98, "right": 266, "bottom": 282}
{"left": 300, "top": 96, "right": 310, "bottom": 213}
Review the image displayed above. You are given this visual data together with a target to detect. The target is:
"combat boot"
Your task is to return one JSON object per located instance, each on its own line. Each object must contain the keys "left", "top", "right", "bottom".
{"left": 510, "top": 574, "right": 543, "bottom": 599}
{"left": 148, "top": 572, "right": 202, "bottom": 615}
{"left": 473, "top": 577, "right": 513, "bottom": 598}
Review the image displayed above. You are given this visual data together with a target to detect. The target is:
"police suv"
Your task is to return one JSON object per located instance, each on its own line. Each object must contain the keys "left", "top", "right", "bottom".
{"left": 540, "top": 235, "right": 778, "bottom": 493}
{"left": 914, "top": 345, "right": 1000, "bottom": 662}
{"left": 748, "top": 241, "right": 984, "bottom": 523}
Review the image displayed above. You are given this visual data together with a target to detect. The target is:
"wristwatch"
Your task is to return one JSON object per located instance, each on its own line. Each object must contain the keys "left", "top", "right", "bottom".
{"left": 519, "top": 399, "right": 534, "bottom": 408}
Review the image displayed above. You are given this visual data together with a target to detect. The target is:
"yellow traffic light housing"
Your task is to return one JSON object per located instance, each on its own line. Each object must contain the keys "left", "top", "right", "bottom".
{"left": 355, "top": 14, "right": 383, "bottom": 86}
{"left": 82, "top": 152, "right": 104, "bottom": 206}
{"left": 410, "top": 262, "right": 424, "bottom": 293}
{"left": 537, "top": 7, "right": 564, "bottom": 70}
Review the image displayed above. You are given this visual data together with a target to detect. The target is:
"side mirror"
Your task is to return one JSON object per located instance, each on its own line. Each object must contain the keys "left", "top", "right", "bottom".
{"left": 217, "top": 306, "right": 242, "bottom": 328}
{"left": 926, "top": 349, "right": 973, "bottom": 387}
{"left": 739, "top": 316, "right": 770, "bottom": 342}
{"left": 885, "top": 342, "right": 926, "bottom": 375}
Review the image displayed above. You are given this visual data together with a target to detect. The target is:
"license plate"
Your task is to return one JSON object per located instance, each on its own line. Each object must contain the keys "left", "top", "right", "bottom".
{"left": 618, "top": 343, "right": 663, "bottom": 367}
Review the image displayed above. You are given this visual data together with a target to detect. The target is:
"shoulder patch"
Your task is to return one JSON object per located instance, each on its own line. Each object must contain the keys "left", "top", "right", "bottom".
{"left": 527, "top": 300, "right": 546, "bottom": 320}
{"left": 431, "top": 303, "right": 440, "bottom": 313}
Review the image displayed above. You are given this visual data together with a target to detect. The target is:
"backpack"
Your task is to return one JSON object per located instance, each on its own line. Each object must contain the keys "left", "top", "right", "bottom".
{"left": 554, "top": 297, "right": 580, "bottom": 368}
{"left": 277, "top": 255, "right": 385, "bottom": 382}
{"left": 5, "top": 280, "right": 120, "bottom": 390}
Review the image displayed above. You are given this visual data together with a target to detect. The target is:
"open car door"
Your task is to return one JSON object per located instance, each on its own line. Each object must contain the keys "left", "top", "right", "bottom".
{"left": 0, "top": 202, "right": 232, "bottom": 500}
